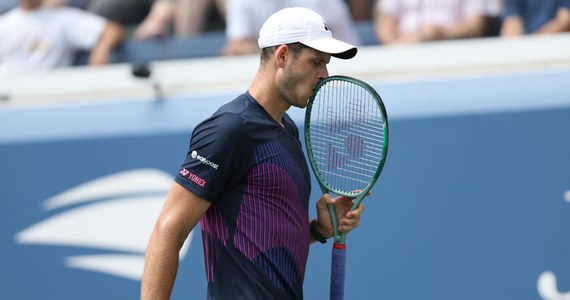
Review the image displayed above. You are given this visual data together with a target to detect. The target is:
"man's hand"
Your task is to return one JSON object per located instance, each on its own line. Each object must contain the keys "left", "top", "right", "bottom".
{"left": 314, "top": 193, "right": 366, "bottom": 239}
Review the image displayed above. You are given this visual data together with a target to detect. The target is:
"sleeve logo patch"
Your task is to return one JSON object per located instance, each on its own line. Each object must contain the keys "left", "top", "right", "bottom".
{"left": 180, "top": 168, "right": 207, "bottom": 188}
{"left": 191, "top": 150, "right": 219, "bottom": 170}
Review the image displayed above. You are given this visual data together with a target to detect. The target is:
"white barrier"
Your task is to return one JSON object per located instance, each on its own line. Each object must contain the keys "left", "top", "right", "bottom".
{"left": 1, "top": 33, "right": 569, "bottom": 106}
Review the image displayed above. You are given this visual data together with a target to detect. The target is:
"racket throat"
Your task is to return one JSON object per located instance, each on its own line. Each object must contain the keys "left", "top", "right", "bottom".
{"left": 328, "top": 203, "right": 342, "bottom": 243}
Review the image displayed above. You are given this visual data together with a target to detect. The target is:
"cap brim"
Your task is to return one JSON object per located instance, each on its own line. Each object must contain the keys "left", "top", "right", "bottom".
{"left": 300, "top": 37, "right": 357, "bottom": 59}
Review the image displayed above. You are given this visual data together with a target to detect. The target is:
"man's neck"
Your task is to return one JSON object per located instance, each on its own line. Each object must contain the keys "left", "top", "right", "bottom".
{"left": 249, "top": 73, "right": 289, "bottom": 126}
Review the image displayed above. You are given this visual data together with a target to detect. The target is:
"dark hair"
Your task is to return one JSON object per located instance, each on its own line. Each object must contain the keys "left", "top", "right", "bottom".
{"left": 260, "top": 42, "right": 310, "bottom": 62}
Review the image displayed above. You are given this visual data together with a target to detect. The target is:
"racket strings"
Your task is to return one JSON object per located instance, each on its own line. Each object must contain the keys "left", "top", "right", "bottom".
{"left": 308, "top": 79, "right": 386, "bottom": 194}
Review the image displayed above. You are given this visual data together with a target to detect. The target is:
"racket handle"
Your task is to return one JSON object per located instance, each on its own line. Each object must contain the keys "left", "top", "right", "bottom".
{"left": 330, "top": 243, "right": 346, "bottom": 300}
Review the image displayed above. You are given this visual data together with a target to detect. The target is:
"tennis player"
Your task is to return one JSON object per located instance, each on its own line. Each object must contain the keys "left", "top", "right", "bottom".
{"left": 141, "top": 7, "right": 364, "bottom": 300}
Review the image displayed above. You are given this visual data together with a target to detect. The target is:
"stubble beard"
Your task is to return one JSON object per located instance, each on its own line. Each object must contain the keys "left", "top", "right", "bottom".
{"left": 279, "top": 61, "right": 309, "bottom": 109}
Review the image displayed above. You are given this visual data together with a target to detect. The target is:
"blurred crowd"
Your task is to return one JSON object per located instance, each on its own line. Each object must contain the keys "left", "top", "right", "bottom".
{"left": 1, "top": 0, "right": 569, "bottom": 75}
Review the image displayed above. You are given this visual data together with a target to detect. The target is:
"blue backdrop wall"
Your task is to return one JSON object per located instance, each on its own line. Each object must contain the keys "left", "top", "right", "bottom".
{"left": 1, "top": 69, "right": 569, "bottom": 299}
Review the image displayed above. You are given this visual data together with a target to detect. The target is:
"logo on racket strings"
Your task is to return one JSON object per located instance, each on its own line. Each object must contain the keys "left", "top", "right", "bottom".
{"left": 327, "top": 134, "right": 366, "bottom": 169}
{"left": 325, "top": 99, "right": 369, "bottom": 169}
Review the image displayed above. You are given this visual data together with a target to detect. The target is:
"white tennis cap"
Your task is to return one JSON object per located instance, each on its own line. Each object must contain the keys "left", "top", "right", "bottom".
{"left": 258, "top": 7, "right": 357, "bottom": 59}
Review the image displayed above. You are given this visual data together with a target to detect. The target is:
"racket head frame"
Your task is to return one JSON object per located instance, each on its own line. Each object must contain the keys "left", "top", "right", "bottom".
{"left": 304, "top": 75, "right": 389, "bottom": 243}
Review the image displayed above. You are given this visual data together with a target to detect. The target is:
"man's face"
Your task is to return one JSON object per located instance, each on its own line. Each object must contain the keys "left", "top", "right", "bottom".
{"left": 278, "top": 46, "right": 330, "bottom": 109}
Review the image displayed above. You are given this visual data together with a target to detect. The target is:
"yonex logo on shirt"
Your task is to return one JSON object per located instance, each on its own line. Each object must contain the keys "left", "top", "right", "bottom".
{"left": 191, "top": 150, "right": 219, "bottom": 170}
{"left": 180, "top": 168, "right": 207, "bottom": 188}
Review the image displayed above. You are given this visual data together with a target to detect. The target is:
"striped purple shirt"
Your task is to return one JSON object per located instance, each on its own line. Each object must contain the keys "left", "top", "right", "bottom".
{"left": 175, "top": 92, "right": 312, "bottom": 299}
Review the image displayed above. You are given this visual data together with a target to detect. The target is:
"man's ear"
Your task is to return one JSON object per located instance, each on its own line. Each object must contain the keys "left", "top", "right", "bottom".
{"left": 274, "top": 44, "right": 289, "bottom": 68}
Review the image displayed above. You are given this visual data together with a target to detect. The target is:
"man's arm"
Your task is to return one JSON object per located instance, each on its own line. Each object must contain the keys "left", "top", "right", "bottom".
{"left": 141, "top": 182, "right": 211, "bottom": 300}
{"left": 440, "top": 15, "right": 487, "bottom": 39}
{"left": 500, "top": 15, "right": 525, "bottom": 37}
{"left": 375, "top": 12, "right": 402, "bottom": 45}
{"left": 222, "top": 38, "right": 259, "bottom": 56}
{"left": 88, "top": 21, "right": 125, "bottom": 66}
{"left": 133, "top": 0, "right": 175, "bottom": 40}
{"left": 535, "top": 7, "right": 570, "bottom": 34}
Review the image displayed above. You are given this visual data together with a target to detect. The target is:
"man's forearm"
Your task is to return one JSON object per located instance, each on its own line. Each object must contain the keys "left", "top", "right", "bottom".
{"left": 88, "top": 21, "right": 125, "bottom": 65}
{"left": 140, "top": 229, "right": 183, "bottom": 300}
{"left": 535, "top": 8, "right": 570, "bottom": 34}
{"left": 500, "top": 16, "right": 525, "bottom": 36}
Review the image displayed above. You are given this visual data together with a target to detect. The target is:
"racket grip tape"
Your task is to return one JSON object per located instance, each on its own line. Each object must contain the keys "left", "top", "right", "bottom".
{"left": 330, "top": 243, "right": 346, "bottom": 300}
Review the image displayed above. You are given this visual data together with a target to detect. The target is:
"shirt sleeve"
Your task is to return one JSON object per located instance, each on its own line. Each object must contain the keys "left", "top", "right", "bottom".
{"left": 175, "top": 112, "right": 251, "bottom": 203}
{"left": 61, "top": 7, "right": 106, "bottom": 50}
{"left": 225, "top": 0, "right": 256, "bottom": 39}
{"left": 560, "top": 0, "right": 570, "bottom": 10}
{"left": 465, "top": 0, "right": 502, "bottom": 17}
{"left": 503, "top": 0, "right": 523, "bottom": 18}
{"left": 377, "top": 0, "right": 400, "bottom": 16}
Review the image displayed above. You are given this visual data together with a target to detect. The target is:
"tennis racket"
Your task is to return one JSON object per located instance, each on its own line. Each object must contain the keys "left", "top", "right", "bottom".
{"left": 304, "top": 75, "right": 389, "bottom": 300}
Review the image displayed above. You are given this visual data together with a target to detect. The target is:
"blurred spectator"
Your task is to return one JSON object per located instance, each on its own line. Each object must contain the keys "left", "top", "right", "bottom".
{"left": 374, "top": 0, "right": 502, "bottom": 45}
{"left": 85, "top": 0, "right": 225, "bottom": 40}
{"left": 134, "top": 0, "right": 225, "bottom": 40}
{"left": 43, "top": 0, "right": 90, "bottom": 9}
{"left": 129, "top": 0, "right": 174, "bottom": 40}
{"left": 87, "top": 0, "right": 155, "bottom": 27}
{"left": 0, "top": 0, "right": 124, "bottom": 75}
{"left": 345, "top": 0, "right": 375, "bottom": 21}
{"left": 172, "top": 0, "right": 225, "bottom": 37}
{"left": 223, "top": 0, "right": 360, "bottom": 56}
{"left": 501, "top": 0, "right": 570, "bottom": 36}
